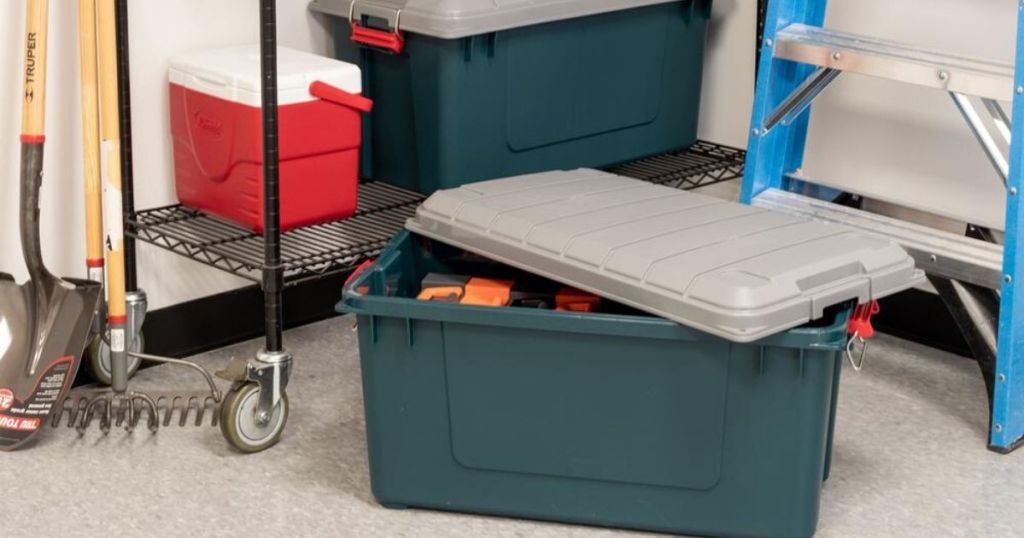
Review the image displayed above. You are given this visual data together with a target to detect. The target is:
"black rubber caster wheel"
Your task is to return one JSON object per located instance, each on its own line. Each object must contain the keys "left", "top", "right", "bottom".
{"left": 220, "top": 383, "right": 289, "bottom": 453}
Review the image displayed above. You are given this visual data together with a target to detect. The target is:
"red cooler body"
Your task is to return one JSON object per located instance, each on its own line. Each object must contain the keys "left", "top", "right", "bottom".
{"left": 169, "top": 46, "right": 369, "bottom": 233}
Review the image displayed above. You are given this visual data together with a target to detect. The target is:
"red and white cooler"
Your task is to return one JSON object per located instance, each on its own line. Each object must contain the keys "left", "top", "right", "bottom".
{"left": 169, "top": 45, "right": 372, "bottom": 233}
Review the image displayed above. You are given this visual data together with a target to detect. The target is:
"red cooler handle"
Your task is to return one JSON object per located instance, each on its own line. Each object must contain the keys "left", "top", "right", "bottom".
{"left": 309, "top": 81, "right": 374, "bottom": 113}
{"left": 351, "top": 23, "right": 405, "bottom": 54}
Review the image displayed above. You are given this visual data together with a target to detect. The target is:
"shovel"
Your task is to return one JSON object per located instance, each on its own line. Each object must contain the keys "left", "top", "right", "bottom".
{"left": 0, "top": 0, "right": 101, "bottom": 451}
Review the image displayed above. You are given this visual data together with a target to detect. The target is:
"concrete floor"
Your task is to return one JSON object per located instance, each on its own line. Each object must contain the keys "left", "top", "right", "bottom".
{"left": 3, "top": 315, "right": 1022, "bottom": 537}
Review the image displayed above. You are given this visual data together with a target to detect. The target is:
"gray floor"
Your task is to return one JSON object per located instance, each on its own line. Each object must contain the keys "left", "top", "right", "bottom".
{"left": 3, "top": 316, "right": 1022, "bottom": 537}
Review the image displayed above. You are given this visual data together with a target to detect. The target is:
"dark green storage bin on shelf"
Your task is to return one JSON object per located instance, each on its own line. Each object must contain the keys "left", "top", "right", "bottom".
{"left": 312, "top": 0, "right": 712, "bottom": 193}
{"left": 338, "top": 231, "right": 847, "bottom": 538}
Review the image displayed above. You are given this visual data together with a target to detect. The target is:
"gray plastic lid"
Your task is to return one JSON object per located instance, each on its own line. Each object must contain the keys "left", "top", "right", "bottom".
{"left": 310, "top": 0, "right": 686, "bottom": 39}
{"left": 406, "top": 169, "right": 924, "bottom": 343}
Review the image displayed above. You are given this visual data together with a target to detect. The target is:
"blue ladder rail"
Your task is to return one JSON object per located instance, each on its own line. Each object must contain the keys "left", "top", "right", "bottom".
{"left": 742, "top": 0, "right": 1024, "bottom": 453}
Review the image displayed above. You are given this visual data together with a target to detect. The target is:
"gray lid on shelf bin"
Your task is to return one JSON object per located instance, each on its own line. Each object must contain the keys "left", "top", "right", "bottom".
{"left": 406, "top": 170, "right": 924, "bottom": 343}
{"left": 310, "top": 0, "right": 689, "bottom": 40}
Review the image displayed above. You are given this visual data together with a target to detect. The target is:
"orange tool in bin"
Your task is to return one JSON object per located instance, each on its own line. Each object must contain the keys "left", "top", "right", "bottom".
{"left": 418, "top": 273, "right": 600, "bottom": 311}
{"left": 418, "top": 274, "right": 515, "bottom": 306}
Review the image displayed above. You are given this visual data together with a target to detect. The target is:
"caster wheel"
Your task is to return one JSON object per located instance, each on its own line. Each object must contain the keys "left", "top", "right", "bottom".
{"left": 86, "top": 331, "right": 144, "bottom": 386}
{"left": 220, "top": 383, "right": 289, "bottom": 454}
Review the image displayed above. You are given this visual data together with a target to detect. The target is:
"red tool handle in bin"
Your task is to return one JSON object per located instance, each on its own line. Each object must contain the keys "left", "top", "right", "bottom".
{"left": 309, "top": 81, "right": 374, "bottom": 113}
{"left": 344, "top": 259, "right": 376, "bottom": 294}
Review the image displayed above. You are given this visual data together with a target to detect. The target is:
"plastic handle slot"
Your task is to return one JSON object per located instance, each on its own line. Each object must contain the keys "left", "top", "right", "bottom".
{"left": 309, "top": 81, "right": 374, "bottom": 113}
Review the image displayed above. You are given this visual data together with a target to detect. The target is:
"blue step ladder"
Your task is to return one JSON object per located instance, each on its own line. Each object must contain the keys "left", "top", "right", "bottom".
{"left": 743, "top": 0, "right": 1024, "bottom": 453}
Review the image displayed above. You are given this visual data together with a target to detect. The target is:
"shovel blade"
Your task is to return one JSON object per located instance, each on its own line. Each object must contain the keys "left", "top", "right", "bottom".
{"left": 0, "top": 274, "right": 101, "bottom": 450}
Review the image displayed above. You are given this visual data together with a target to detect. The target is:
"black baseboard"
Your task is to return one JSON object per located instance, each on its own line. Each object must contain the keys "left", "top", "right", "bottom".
{"left": 143, "top": 275, "right": 346, "bottom": 359}
{"left": 875, "top": 288, "right": 971, "bottom": 358}
{"left": 138, "top": 273, "right": 971, "bottom": 363}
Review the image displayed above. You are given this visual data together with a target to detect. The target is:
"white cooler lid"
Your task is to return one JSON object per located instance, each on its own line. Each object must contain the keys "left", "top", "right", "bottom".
{"left": 407, "top": 170, "right": 925, "bottom": 343}
{"left": 169, "top": 45, "right": 362, "bottom": 107}
{"left": 310, "top": 0, "right": 692, "bottom": 39}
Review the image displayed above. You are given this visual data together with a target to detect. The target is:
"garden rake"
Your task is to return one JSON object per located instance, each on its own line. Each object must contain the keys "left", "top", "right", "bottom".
{"left": 51, "top": 0, "right": 225, "bottom": 436}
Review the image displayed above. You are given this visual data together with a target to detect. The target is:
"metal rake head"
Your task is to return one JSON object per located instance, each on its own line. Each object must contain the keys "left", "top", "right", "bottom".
{"left": 54, "top": 389, "right": 221, "bottom": 434}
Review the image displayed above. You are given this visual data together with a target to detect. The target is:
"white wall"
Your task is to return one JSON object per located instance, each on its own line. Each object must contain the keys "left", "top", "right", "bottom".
{"left": 805, "top": 0, "right": 1014, "bottom": 231}
{"left": 698, "top": 0, "right": 755, "bottom": 149}
{"left": 0, "top": 1, "right": 334, "bottom": 309}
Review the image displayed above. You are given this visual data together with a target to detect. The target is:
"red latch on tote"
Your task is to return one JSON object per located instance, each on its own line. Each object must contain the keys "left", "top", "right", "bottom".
{"left": 350, "top": 23, "right": 405, "bottom": 54}
{"left": 845, "top": 301, "right": 880, "bottom": 372}
{"left": 309, "top": 81, "right": 374, "bottom": 113}
{"left": 847, "top": 301, "right": 880, "bottom": 340}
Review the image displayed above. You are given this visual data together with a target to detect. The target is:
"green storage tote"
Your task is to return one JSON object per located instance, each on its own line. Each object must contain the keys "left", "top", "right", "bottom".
{"left": 338, "top": 231, "right": 851, "bottom": 538}
{"left": 310, "top": 0, "right": 712, "bottom": 194}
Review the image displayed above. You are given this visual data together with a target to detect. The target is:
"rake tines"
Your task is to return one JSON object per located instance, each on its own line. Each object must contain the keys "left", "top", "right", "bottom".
{"left": 52, "top": 353, "right": 224, "bottom": 435}
{"left": 52, "top": 394, "right": 90, "bottom": 429}
{"left": 154, "top": 393, "right": 221, "bottom": 428}
{"left": 55, "top": 389, "right": 221, "bottom": 433}
{"left": 50, "top": 391, "right": 159, "bottom": 434}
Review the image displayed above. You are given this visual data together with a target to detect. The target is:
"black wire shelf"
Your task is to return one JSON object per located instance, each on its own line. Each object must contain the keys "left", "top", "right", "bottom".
{"left": 608, "top": 140, "right": 746, "bottom": 189}
{"left": 129, "top": 181, "right": 422, "bottom": 287}
{"left": 129, "top": 140, "right": 746, "bottom": 285}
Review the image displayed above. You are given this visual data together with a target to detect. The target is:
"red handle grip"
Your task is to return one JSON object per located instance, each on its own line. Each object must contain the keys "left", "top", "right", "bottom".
{"left": 350, "top": 23, "right": 405, "bottom": 54}
{"left": 345, "top": 259, "right": 375, "bottom": 288}
{"left": 309, "top": 81, "right": 374, "bottom": 113}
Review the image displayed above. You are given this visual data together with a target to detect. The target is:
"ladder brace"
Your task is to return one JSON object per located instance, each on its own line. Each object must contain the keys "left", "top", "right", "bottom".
{"left": 763, "top": 67, "right": 840, "bottom": 133}
{"left": 952, "top": 92, "right": 1010, "bottom": 186}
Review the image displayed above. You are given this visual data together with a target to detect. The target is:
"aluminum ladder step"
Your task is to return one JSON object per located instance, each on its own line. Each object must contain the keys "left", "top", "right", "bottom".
{"left": 774, "top": 23, "right": 1015, "bottom": 101}
{"left": 753, "top": 188, "right": 1004, "bottom": 289}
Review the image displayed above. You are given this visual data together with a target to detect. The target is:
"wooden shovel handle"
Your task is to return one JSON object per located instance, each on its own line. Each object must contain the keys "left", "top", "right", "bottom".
{"left": 98, "top": 0, "right": 120, "bottom": 151}
{"left": 79, "top": 0, "right": 104, "bottom": 267}
{"left": 97, "top": 0, "right": 126, "bottom": 322}
{"left": 21, "top": 0, "right": 48, "bottom": 141}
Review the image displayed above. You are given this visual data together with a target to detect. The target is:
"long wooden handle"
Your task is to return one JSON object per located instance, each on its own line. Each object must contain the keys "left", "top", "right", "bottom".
{"left": 20, "top": 0, "right": 50, "bottom": 282}
{"left": 21, "top": 0, "right": 48, "bottom": 140}
{"left": 98, "top": 0, "right": 125, "bottom": 324}
{"left": 79, "top": 0, "right": 104, "bottom": 273}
